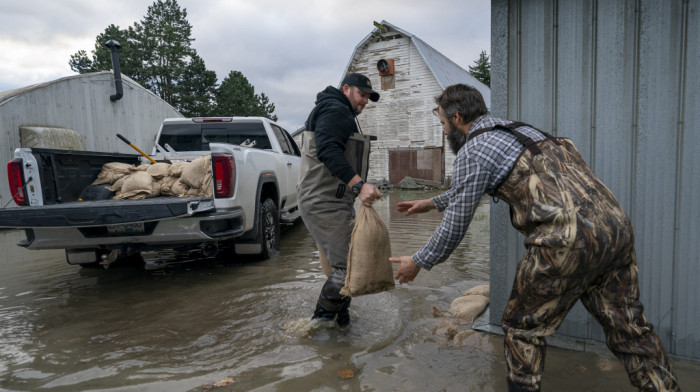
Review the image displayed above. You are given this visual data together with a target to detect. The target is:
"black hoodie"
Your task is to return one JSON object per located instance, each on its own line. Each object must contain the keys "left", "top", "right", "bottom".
{"left": 305, "top": 86, "right": 359, "bottom": 184}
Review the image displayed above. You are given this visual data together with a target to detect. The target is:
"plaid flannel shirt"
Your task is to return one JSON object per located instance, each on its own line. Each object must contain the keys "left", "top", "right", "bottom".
{"left": 411, "top": 115, "right": 546, "bottom": 270}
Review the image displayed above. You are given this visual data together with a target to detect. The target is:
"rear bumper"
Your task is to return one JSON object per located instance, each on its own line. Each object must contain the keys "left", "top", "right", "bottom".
{"left": 18, "top": 209, "right": 246, "bottom": 251}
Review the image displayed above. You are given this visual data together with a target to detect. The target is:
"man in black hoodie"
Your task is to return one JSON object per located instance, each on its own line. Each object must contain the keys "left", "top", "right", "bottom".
{"left": 297, "top": 73, "right": 382, "bottom": 327}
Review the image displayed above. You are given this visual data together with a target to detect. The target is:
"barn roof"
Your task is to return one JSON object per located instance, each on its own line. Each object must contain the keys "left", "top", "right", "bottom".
{"left": 342, "top": 20, "right": 491, "bottom": 106}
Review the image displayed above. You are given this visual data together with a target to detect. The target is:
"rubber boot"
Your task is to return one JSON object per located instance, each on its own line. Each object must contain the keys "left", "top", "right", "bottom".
{"left": 507, "top": 380, "right": 539, "bottom": 392}
{"left": 336, "top": 305, "right": 350, "bottom": 328}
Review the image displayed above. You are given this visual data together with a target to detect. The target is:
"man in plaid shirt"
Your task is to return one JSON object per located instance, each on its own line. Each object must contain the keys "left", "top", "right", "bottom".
{"left": 390, "top": 84, "right": 679, "bottom": 391}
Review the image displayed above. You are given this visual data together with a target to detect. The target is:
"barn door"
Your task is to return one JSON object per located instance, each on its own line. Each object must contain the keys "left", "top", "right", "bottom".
{"left": 388, "top": 147, "right": 444, "bottom": 186}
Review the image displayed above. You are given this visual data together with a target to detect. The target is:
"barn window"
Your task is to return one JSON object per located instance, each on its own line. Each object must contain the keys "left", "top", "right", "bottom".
{"left": 377, "top": 59, "right": 395, "bottom": 90}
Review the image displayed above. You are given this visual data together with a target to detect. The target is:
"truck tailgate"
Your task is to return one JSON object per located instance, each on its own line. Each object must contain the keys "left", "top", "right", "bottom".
{"left": 0, "top": 197, "right": 215, "bottom": 228}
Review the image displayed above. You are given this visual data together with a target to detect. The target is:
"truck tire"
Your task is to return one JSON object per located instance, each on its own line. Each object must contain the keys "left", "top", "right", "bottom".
{"left": 258, "top": 198, "right": 280, "bottom": 259}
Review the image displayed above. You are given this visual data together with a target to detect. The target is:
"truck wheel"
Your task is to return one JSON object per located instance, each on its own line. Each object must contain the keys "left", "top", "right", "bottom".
{"left": 258, "top": 198, "right": 280, "bottom": 259}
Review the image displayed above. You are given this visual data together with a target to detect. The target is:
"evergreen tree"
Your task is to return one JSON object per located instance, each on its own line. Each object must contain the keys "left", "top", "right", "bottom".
{"left": 68, "top": 0, "right": 277, "bottom": 120}
{"left": 69, "top": 24, "right": 144, "bottom": 84}
{"left": 176, "top": 54, "right": 218, "bottom": 117}
{"left": 254, "top": 93, "right": 278, "bottom": 121}
{"left": 469, "top": 50, "right": 491, "bottom": 87}
{"left": 215, "top": 71, "right": 277, "bottom": 120}
{"left": 136, "top": 0, "right": 194, "bottom": 103}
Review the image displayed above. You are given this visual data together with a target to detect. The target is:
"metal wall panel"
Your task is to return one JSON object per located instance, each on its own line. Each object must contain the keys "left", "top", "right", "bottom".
{"left": 674, "top": 0, "right": 700, "bottom": 359}
{"left": 490, "top": 0, "right": 699, "bottom": 360}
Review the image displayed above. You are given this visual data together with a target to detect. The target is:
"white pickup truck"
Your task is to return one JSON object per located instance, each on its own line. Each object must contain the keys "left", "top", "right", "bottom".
{"left": 0, "top": 116, "right": 301, "bottom": 267}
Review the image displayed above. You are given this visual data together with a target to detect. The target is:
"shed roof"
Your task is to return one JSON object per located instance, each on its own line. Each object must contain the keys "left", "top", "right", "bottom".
{"left": 0, "top": 71, "right": 156, "bottom": 106}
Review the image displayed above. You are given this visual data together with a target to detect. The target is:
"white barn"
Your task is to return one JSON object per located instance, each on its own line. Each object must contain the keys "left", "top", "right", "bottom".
{"left": 294, "top": 21, "right": 491, "bottom": 186}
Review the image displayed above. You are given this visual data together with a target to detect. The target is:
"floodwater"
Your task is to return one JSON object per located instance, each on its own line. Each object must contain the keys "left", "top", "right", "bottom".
{"left": 1, "top": 189, "right": 698, "bottom": 392}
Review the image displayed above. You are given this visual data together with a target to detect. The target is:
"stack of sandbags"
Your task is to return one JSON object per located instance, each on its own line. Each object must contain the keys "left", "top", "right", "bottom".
{"left": 90, "top": 155, "right": 213, "bottom": 200}
{"left": 445, "top": 283, "right": 490, "bottom": 323}
{"left": 430, "top": 283, "right": 490, "bottom": 346}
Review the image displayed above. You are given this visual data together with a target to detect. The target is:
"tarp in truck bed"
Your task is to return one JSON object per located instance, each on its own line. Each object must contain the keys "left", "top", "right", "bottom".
{"left": 0, "top": 197, "right": 214, "bottom": 228}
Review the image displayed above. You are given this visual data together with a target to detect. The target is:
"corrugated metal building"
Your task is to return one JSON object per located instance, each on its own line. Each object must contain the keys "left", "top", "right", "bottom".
{"left": 0, "top": 71, "right": 182, "bottom": 207}
{"left": 293, "top": 21, "right": 491, "bottom": 186}
{"left": 487, "top": 0, "right": 699, "bottom": 361}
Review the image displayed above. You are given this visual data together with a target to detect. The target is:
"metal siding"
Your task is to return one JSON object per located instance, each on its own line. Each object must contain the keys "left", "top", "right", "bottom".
{"left": 489, "top": 0, "right": 513, "bottom": 329}
{"left": 634, "top": 0, "right": 683, "bottom": 347}
{"left": 674, "top": 0, "right": 699, "bottom": 359}
{"left": 491, "top": 0, "right": 699, "bottom": 360}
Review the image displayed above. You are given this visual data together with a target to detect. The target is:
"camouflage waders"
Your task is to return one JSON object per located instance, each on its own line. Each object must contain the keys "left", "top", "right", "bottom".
{"left": 471, "top": 122, "right": 680, "bottom": 391}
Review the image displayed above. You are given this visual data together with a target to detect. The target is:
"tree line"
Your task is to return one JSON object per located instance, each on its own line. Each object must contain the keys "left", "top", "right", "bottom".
{"left": 71, "top": 0, "right": 489, "bottom": 120}
{"left": 69, "top": 0, "right": 277, "bottom": 120}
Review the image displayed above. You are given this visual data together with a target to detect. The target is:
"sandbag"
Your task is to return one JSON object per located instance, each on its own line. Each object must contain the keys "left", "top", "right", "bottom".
{"left": 114, "top": 171, "right": 154, "bottom": 200}
{"left": 180, "top": 155, "right": 211, "bottom": 189}
{"left": 432, "top": 284, "right": 490, "bottom": 324}
{"left": 159, "top": 175, "right": 179, "bottom": 196}
{"left": 169, "top": 178, "right": 189, "bottom": 197}
{"left": 462, "top": 283, "right": 490, "bottom": 298}
{"left": 339, "top": 205, "right": 395, "bottom": 297}
{"left": 146, "top": 162, "right": 171, "bottom": 180}
{"left": 168, "top": 161, "right": 189, "bottom": 177}
{"left": 92, "top": 162, "right": 134, "bottom": 185}
{"left": 448, "top": 295, "right": 490, "bottom": 323}
{"left": 107, "top": 175, "right": 128, "bottom": 193}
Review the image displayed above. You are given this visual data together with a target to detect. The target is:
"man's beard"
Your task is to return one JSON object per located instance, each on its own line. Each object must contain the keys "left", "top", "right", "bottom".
{"left": 447, "top": 120, "right": 467, "bottom": 155}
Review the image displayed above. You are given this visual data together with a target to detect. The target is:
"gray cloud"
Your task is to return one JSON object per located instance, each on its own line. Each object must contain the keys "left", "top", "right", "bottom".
{"left": 0, "top": 0, "right": 490, "bottom": 131}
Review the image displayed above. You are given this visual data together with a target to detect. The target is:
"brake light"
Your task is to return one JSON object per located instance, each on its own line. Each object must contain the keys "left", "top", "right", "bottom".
{"left": 212, "top": 154, "right": 235, "bottom": 198}
{"left": 7, "top": 158, "right": 28, "bottom": 206}
{"left": 192, "top": 117, "right": 233, "bottom": 123}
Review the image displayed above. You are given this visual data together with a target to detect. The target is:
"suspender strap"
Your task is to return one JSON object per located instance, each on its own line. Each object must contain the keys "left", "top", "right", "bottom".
{"left": 468, "top": 121, "right": 548, "bottom": 156}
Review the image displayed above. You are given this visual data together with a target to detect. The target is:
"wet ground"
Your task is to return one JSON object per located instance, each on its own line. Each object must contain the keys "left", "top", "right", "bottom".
{"left": 1, "top": 189, "right": 698, "bottom": 391}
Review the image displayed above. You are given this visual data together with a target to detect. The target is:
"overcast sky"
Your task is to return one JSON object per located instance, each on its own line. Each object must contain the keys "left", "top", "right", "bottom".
{"left": 0, "top": 0, "right": 490, "bottom": 131}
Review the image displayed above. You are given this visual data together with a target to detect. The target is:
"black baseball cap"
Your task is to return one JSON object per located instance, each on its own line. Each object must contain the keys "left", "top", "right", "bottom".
{"left": 341, "top": 73, "right": 380, "bottom": 102}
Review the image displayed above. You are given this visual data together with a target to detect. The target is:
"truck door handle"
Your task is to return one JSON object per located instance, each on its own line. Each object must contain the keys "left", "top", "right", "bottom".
{"left": 287, "top": 162, "right": 292, "bottom": 167}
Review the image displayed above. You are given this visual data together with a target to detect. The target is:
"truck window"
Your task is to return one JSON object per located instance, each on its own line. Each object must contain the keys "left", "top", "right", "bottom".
{"left": 203, "top": 123, "right": 272, "bottom": 150}
{"left": 157, "top": 124, "right": 205, "bottom": 151}
{"left": 270, "top": 124, "right": 293, "bottom": 155}
{"left": 282, "top": 129, "right": 301, "bottom": 157}
{"left": 157, "top": 122, "right": 272, "bottom": 151}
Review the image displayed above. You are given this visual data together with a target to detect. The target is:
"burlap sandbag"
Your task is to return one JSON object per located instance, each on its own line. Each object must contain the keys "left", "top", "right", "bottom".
{"left": 432, "top": 284, "right": 490, "bottom": 324}
{"left": 92, "top": 162, "right": 134, "bottom": 185}
{"left": 106, "top": 175, "right": 128, "bottom": 192}
{"left": 461, "top": 283, "right": 490, "bottom": 298}
{"left": 169, "top": 178, "right": 190, "bottom": 197}
{"left": 180, "top": 155, "right": 211, "bottom": 189}
{"left": 159, "top": 175, "right": 179, "bottom": 196}
{"left": 168, "top": 161, "right": 189, "bottom": 177}
{"left": 114, "top": 171, "right": 154, "bottom": 200}
{"left": 339, "top": 205, "right": 395, "bottom": 297}
{"left": 146, "top": 162, "right": 171, "bottom": 180}
{"left": 447, "top": 284, "right": 490, "bottom": 323}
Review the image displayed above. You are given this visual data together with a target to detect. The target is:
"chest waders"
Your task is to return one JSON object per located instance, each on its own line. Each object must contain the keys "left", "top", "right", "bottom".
{"left": 471, "top": 123, "right": 679, "bottom": 392}
{"left": 297, "top": 130, "right": 372, "bottom": 323}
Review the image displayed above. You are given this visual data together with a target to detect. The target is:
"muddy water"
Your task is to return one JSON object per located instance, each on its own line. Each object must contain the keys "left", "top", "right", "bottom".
{"left": 1, "top": 190, "right": 698, "bottom": 392}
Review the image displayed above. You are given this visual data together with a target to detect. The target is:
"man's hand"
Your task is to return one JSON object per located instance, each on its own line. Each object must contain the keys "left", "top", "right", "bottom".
{"left": 358, "top": 183, "right": 382, "bottom": 207}
{"left": 390, "top": 256, "right": 421, "bottom": 284}
{"left": 395, "top": 199, "right": 435, "bottom": 216}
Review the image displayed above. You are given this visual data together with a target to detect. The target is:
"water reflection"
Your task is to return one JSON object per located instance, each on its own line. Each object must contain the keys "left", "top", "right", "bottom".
{"left": 0, "top": 190, "right": 697, "bottom": 391}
